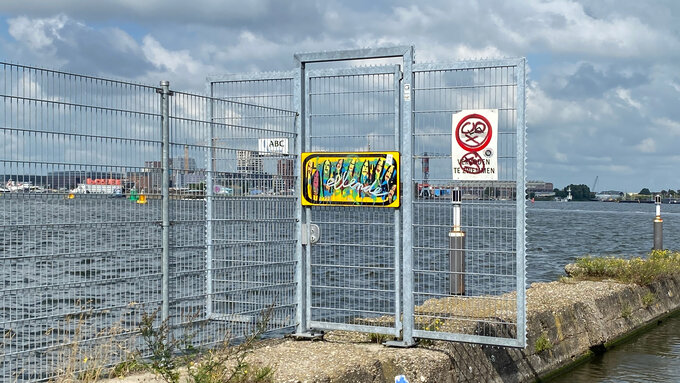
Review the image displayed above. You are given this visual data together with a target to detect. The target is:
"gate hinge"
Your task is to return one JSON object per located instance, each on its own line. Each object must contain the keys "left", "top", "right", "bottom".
{"left": 301, "top": 223, "right": 320, "bottom": 245}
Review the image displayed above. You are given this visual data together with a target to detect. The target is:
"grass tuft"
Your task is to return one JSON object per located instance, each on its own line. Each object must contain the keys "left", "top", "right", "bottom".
{"left": 642, "top": 292, "right": 656, "bottom": 308}
{"left": 621, "top": 303, "right": 632, "bottom": 319}
{"left": 570, "top": 250, "right": 680, "bottom": 285}
{"left": 534, "top": 332, "right": 553, "bottom": 353}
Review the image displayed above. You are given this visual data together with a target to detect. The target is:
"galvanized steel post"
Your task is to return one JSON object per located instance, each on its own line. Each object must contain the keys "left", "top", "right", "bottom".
{"left": 205, "top": 83, "right": 214, "bottom": 319}
{"left": 654, "top": 195, "right": 663, "bottom": 250}
{"left": 159, "top": 80, "right": 172, "bottom": 322}
{"left": 293, "top": 58, "right": 308, "bottom": 335}
{"left": 400, "top": 46, "right": 415, "bottom": 346}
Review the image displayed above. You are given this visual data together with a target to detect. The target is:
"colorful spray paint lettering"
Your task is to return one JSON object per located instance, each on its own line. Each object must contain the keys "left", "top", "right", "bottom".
{"left": 301, "top": 152, "right": 400, "bottom": 207}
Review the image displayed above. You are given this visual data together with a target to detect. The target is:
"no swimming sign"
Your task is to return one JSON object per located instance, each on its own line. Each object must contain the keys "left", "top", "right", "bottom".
{"left": 451, "top": 109, "right": 499, "bottom": 181}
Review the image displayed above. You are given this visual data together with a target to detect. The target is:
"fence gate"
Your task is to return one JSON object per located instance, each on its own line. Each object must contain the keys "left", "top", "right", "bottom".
{"left": 302, "top": 64, "right": 404, "bottom": 336}
{"left": 211, "top": 47, "right": 527, "bottom": 347}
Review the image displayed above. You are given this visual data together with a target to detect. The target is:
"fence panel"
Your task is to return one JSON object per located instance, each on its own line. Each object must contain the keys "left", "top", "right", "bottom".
{"left": 0, "top": 63, "right": 162, "bottom": 381}
{"left": 206, "top": 74, "right": 298, "bottom": 339}
{"left": 410, "top": 59, "right": 526, "bottom": 347}
{"left": 304, "top": 66, "right": 402, "bottom": 335}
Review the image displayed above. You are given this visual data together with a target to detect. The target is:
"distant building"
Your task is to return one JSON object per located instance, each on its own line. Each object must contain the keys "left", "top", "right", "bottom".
{"left": 596, "top": 190, "right": 624, "bottom": 201}
{"left": 237, "top": 151, "right": 264, "bottom": 174}
{"left": 276, "top": 159, "right": 295, "bottom": 191}
{"left": 527, "top": 180, "right": 555, "bottom": 197}
{"left": 46, "top": 171, "right": 123, "bottom": 189}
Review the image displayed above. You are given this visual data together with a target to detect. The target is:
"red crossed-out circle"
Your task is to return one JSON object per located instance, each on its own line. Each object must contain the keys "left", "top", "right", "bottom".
{"left": 455, "top": 113, "right": 493, "bottom": 152}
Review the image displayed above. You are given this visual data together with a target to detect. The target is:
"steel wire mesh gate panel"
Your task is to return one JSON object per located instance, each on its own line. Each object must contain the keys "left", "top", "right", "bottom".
{"left": 305, "top": 66, "right": 402, "bottom": 335}
{"left": 167, "top": 89, "right": 298, "bottom": 344}
{"left": 410, "top": 60, "right": 526, "bottom": 347}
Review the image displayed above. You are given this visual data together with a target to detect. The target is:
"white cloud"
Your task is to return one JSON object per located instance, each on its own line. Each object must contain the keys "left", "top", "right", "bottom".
{"left": 142, "top": 36, "right": 201, "bottom": 74}
{"left": 654, "top": 118, "right": 680, "bottom": 136}
{"left": 615, "top": 88, "right": 642, "bottom": 110}
{"left": 8, "top": 14, "right": 67, "bottom": 51}
{"left": 554, "top": 152, "right": 568, "bottom": 162}
{"left": 635, "top": 137, "right": 656, "bottom": 153}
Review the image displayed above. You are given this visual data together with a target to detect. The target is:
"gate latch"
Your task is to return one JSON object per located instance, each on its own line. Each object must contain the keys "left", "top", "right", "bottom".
{"left": 301, "top": 223, "right": 320, "bottom": 245}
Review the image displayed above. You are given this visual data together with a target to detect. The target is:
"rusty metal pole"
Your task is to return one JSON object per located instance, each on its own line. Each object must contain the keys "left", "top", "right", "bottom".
{"left": 654, "top": 194, "right": 663, "bottom": 250}
{"left": 450, "top": 187, "right": 465, "bottom": 295}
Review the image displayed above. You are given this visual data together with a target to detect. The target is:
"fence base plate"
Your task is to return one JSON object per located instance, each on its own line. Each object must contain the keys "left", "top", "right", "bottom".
{"left": 290, "top": 332, "right": 325, "bottom": 341}
{"left": 384, "top": 339, "right": 416, "bottom": 348}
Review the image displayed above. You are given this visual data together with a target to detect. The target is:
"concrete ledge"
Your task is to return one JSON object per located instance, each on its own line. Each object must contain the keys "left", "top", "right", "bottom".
{"left": 106, "top": 274, "right": 680, "bottom": 383}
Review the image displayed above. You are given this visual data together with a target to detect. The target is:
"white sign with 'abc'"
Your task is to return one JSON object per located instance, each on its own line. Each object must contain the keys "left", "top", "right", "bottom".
{"left": 451, "top": 109, "right": 498, "bottom": 181}
{"left": 258, "top": 138, "right": 289, "bottom": 155}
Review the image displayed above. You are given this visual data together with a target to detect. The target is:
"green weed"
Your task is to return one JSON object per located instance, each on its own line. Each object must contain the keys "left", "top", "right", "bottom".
{"left": 621, "top": 303, "right": 632, "bottom": 319}
{"left": 138, "top": 305, "right": 276, "bottom": 383}
{"left": 534, "top": 332, "right": 553, "bottom": 353}
{"left": 642, "top": 292, "right": 656, "bottom": 308}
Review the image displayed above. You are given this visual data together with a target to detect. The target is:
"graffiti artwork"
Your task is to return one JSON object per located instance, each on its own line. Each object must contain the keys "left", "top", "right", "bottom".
{"left": 301, "top": 152, "right": 400, "bottom": 207}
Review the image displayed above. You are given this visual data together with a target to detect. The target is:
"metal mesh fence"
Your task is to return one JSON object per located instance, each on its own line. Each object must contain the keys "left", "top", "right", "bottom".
{"left": 168, "top": 88, "right": 298, "bottom": 342}
{"left": 0, "top": 63, "right": 162, "bottom": 381}
{"left": 0, "top": 64, "right": 299, "bottom": 381}
{"left": 410, "top": 61, "right": 526, "bottom": 346}
{"left": 0, "top": 49, "right": 526, "bottom": 381}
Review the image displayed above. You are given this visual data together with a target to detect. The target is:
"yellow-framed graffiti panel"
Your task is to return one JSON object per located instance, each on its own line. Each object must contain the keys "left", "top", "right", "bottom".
{"left": 301, "top": 152, "right": 400, "bottom": 208}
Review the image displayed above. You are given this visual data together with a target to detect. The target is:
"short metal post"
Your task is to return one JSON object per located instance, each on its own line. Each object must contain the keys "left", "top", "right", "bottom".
{"left": 159, "top": 80, "right": 173, "bottom": 322}
{"left": 450, "top": 188, "right": 465, "bottom": 295}
{"left": 654, "top": 195, "right": 663, "bottom": 250}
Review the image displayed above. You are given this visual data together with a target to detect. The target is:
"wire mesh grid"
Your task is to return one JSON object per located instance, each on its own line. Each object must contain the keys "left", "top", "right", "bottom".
{"left": 305, "top": 67, "right": 401, "bottom": 333}
{"left": 0, "top": 64, "right": 299, "bottom": 381}
{"left": 0, "top": 63, "right": 162, "bottom": 381}
{"left": 206, "top": 77, "right": 298, "bottom": 338}
{"left": 410, "top": 62, "right": 525, "bottom": 344}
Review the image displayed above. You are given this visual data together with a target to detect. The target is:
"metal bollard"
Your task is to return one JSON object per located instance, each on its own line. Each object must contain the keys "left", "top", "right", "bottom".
{"left": 654, "top": 195, "right": 663, "bottom": 250}
{"left": 450, "top": 188, "right": 465, "bottom": 295}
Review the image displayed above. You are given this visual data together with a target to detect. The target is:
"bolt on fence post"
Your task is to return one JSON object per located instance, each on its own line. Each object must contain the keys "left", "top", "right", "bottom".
{"left": 450, "top": 187, "right": 465, "bottom": 295}
{"left": 654, "top": 195, "right": 663, "bottom": 250}
{"left": 159, "top": 80, "right": 172, "bottom": 322}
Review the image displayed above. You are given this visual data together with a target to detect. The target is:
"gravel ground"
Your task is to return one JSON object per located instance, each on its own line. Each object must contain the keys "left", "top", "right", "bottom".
{"left": 101, "top": 278, "right": 634, "bottom": 383}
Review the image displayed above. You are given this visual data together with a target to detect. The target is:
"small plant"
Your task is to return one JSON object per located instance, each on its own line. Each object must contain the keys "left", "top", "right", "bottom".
{"left": 138, "top": 304, "right": 276, "bottom": 383}
{"left": 110, "top": 357, "right": 144, "bottom": 378}
{"left": 534, "top": 332, "right": 552, "bottom": 353}
{"left": 138, "top": 309, "right": 184, "bottom": 383}
{"left": 369, "top": 332, "right": 389, "bottom": 344}
{"left": 418, "top": 318, "right": 444, "bottom": 347}
{"left": 642, "top": 292, "right": 656, "bottom": 308}
{"left": 50, "top": 301, "right": 138, "bottom": 383}
{"left": 621, "top": 303, "right": 632, "bottom": 319}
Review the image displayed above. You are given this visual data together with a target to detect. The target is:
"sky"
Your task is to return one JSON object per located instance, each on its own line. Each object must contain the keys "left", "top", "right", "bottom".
{"left": 0, "top": 0, "right": 678, "bottom": 192}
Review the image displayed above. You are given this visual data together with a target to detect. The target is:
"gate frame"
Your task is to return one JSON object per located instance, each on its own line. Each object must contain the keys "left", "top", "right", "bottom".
{"left": 293, "top": 46, "right": 416, "bottom": 344}
{"left": 408, "top": 59, "right": 527, "bottom": 348}
{"left": 302, "top": 64, "right": 403, "bottom": 337}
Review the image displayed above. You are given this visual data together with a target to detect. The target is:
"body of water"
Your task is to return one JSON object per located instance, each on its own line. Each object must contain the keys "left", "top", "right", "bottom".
{"left": 529, "top": 201, "right": 680, "bottom": 382}
{"left": 1, "top": 196, "right": 679, "bottom": 381}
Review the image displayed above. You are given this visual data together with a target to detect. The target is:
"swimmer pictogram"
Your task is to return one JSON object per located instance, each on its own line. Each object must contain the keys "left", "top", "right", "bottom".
{"left": 455, "top": 113, "right": 493, "bottom": 152}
